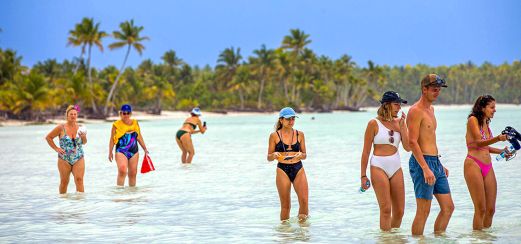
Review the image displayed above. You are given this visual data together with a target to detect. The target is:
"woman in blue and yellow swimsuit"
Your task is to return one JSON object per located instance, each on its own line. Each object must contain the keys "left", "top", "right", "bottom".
{"left": 175, "top": 107, "right": 207, "bottom": 164}
{"left": 108, "top": 104, "right": 149, "bottom": 187}
{"left": 45, "top": 105, "right": 87, "bottom": 194}
{"left": 267, "top": 107, "right": 308, "bottom": 223}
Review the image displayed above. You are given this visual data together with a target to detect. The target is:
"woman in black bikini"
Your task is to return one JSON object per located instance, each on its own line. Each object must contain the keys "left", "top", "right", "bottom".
{"left": 175, "top": 107, "right": 207, "bottom": 164}
{"left": 267, "top": 107, "right": 308, "bottom": 223}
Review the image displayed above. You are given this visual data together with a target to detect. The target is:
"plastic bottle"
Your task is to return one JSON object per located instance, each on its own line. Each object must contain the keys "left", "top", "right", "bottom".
{"left": 496, "top": 145, "right": 516, "bottom": 161}
{"left": 358, "top": 179, "right": 371, "bottom": 193}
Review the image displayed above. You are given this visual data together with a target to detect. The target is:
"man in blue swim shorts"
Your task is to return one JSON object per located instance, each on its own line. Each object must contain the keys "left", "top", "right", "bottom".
{"left": 406, "top": 74, "right": 455, "bottom": 235}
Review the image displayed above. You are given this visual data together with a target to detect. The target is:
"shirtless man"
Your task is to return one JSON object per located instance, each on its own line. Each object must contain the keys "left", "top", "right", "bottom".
{"left": 407, "top": 74, "right": 455, "bottom": 235}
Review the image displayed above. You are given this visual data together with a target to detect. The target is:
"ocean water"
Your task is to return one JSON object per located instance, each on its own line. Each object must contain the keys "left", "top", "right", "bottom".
{"left": 1, "top": 106, "right": 520, "bottom": 243}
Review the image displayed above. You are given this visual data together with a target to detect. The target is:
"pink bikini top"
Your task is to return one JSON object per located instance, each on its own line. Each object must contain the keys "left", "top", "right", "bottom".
{"left": 467, "top": 126, "right": 493, "bottom": 151}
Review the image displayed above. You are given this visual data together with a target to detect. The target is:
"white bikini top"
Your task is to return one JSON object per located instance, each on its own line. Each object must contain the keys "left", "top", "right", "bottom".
{"left": 373, "top": 119, "right": 401, "bottom": 148}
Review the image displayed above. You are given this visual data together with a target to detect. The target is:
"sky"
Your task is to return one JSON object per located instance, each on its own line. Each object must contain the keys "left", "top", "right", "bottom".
{"left": 1, "top": 0, "right": 520, "bottom": 69}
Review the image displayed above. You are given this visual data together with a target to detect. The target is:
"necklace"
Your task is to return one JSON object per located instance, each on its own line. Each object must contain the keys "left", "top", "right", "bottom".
{"left": 282, "top": 129, "right": 294, "bottom": 151}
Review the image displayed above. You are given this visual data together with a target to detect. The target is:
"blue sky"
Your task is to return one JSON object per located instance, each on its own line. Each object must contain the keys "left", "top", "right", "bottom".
{"left": 1, "top": 0, "right": 520, "bottom": 68}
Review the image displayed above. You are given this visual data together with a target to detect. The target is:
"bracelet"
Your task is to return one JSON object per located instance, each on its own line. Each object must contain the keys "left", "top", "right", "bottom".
{"left": 361, "top": 175, "right": 368, "bottom": 179}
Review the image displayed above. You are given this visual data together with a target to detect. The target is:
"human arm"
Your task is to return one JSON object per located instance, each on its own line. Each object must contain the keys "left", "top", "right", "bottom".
{"left": 398, "top": 112, "right": 411, "bottom": 152}
{"left": 78, "top": 125, "right": 87, "bottom": 145}
{"left": 267, "top": 133, "right": 282, "bottom": 161}
{"left": 108, "top": 125, "right": 116, "bottom": 162}
{"left": 293, "top": 131, "right": 307, "bottom": 161}
{"left": 45, "top": 124, "right": 65, "bottom": 154}
{"left": 467, "top": 116, "right": 507, "bottom": 147}
{"left": 136, "top": 121, "right": 149, "bottom": 154}
{"left": 197, "top": 118, "right": 207, "bottom": 134}
{"left": 360, "top": 120, "right": 375, "bottom": 190}
{"left": 407, "top": 108, "right": 435, "bottom": 185}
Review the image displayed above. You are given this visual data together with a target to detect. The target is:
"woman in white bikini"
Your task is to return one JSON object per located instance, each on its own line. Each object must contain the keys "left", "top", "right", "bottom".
{"left": 360, "top": 91, "right": 410, "bottom": 231}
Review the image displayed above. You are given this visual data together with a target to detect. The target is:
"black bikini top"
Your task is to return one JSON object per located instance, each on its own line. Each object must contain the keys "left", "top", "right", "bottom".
{"left": 275, "top": 130, "right": 300, "bottom": 152}
{"left": 184, "top": 122, "right": 197, "bottom": 129}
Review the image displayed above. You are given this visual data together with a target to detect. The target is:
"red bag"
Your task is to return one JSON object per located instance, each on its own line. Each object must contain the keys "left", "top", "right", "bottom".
{"left": 141, "top": 154, "right": 155, "bottom": 173}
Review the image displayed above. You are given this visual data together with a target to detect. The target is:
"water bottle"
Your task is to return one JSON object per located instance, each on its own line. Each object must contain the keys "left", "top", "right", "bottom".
{"left": 496, "top": 145, "right": 515, "bottom": 161}
{"left": 358, "top": 179, "right": 371, "bottom": 193}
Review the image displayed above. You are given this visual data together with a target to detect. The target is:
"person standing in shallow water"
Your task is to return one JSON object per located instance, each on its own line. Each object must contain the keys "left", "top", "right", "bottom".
{"left": 407, "top": 74, "right": 455, "bottom": 235}
{"left": 108, "top": 104, "right": 149, "bottom": 187}
{"left": 267, "top": 107, "right": 309, "bottom": 223}
{"left": 45, "top": 105, "right": 87, "bottom": 194}
{"left": 360, "top": 91, "right": 410, "bottom": 231}
{"left": 175, "top": 107, "right": 207, "bottom": 164}
{"left": 464, "top": 95, "right": 510, "bottom": 230}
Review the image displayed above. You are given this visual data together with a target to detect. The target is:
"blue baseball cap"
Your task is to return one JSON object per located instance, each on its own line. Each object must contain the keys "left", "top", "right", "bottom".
{"left": 120, "top": 104, "right": 132, "bottom": 112}
{"left": 191, "top": 107, "right": 202, "bottom": 116}
{"left": 279, "top": 107, "right": 298, "bottom": 118}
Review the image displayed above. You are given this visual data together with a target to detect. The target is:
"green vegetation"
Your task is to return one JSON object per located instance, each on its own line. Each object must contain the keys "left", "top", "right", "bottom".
{"left": 1, "top": 20, "right": 520, "bottom": 120}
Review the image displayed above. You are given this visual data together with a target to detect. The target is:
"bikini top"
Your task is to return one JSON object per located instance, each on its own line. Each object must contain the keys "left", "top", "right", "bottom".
{"left": 275, "top": 130, "right": 301, "bottom": 152}
{"left": 467, "top": 126, "right": 493, "bottom": 151}
{"left": 373, "top": 119, "right": 401, "bottom": 148}
{"left": 184, "top": 122, "right": 197, "bottom": 129}
{"left": 113, "top": 119, "right": 141, "bottom": 144}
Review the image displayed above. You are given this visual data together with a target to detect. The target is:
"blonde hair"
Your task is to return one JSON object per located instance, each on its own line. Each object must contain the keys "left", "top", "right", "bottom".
{"left": 65, "top": 105, "right": 79, "bottom": 119}
{"left": 274, "top": 118, "right": 283, "bottom": 131}
{"left": 377, "top": 103, "right": 393, "bottom": 122}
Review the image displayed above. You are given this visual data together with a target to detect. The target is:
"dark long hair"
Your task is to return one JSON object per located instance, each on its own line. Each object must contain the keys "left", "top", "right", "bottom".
{"left": 468, "top": 95, "right": 495, "bottom": 128}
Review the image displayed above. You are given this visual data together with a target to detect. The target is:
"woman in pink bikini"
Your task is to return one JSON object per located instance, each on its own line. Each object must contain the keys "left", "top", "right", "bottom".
{"left": 464, "top": 94, "right": 510, "bottom": 230}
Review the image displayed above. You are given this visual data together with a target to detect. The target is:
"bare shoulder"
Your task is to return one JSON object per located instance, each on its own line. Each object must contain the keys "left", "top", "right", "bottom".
{"left": 297, "top": 130, "right": 305, "bottom": 137}
{"left": 467, "top": 115, "right": 478, "bottom": 125}
{"left": 367, "top": 119, "right": 377, "bottom": 127}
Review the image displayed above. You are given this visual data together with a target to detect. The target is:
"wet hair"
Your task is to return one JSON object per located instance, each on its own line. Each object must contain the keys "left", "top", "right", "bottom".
{"left": 274, "top": 118, "right": 283, "bottom": 131}
{"left": 468, "top": 95, "right": 495, "bottom": 128}
{"left": 377, "top": 103, "right": 394, "bottom": 122}
{"left": 65, "top": 105, "right": 78, "bottom": 119}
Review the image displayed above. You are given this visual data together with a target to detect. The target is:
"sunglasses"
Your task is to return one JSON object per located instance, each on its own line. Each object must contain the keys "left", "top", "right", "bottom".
{"left": 426, "top": 75, "right": 446, "bottom": 87}
{"left": 121, "top": 112, "right": 131, "bottom": 115}
{"left": 388, "top": 130, "right": 395, "bottom": 144}
{"left": 284, "top": 117, "right": 296, "bottom": 121}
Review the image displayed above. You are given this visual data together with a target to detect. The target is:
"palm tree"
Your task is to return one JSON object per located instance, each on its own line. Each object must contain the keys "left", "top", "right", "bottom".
{"left": 105, "top": 19, "right": 149, "bottom": 116}
{"left": 216, "top": 47, "right": 242, "bottom": 91}
{"left": 281, "top": 29, "right": 311, "bottom": 57}
{"left": 161, "top": 50, "right": 184, "bottom": 69}
{"left": 67, "top": 17, "right": 107, "bottom": 114}
{"left": 0, "top": 48, "right": 24, "bottom": 85}
{"left": 250, "top": 44, "right": 275, "bottom": 109}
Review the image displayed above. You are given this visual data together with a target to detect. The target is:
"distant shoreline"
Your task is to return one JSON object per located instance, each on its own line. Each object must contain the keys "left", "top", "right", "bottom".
{"left": 1, "top": 104, "right": 519, "bottom": 127}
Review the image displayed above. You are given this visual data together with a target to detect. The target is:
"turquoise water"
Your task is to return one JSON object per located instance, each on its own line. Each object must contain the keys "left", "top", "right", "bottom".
{"left": 1, "top": 106, "right": 520, "bottom": 243}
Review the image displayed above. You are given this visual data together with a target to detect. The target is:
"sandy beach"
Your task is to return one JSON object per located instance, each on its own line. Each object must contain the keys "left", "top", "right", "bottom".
{"left": 1, "top": 104, "right": 519, "bottom": 127}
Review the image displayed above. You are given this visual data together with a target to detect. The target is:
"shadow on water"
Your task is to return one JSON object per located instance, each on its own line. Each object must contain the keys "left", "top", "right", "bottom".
{"left": 374, "top": 228, "right": 409, "bottom": 243}
{"left": 274, "top": 217, "right": 311, "bottom": 243}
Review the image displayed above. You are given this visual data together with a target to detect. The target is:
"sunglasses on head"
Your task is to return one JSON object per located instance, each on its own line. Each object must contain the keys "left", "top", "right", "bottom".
{"left": 284, "top": 117, "right": 296, "bottom": 121}
{"left": 426, "top": 75, "right": 446, "bottom": 87}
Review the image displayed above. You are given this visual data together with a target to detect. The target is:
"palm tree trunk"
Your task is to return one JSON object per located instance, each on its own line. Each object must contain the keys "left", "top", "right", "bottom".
{"left": 86, "top": 44, "right": 99, "bottom": 114}
{"left": 73, "top": 44, "right": 86, "bottom": 74}
{"left": 239, "top": 88, "right": 244, "bottom": 110}
{"left": 104, "top": 45, "right": 131, "bottom": 116}
{"left": 257, "top": 77, "right": 265, "bottom": 109}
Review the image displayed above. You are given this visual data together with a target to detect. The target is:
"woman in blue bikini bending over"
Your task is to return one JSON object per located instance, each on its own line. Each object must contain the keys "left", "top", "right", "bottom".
{"left": 360, "top": 91, "right": 410, "bottom": 231}
{"left": 108, "top": 104, "right": 149, "bottom": 187}
{"left": 45, "top": 105, "right": 87, "bottom": 194}
{"left": 175, "top": 107, "right": 206, "bottom": 164}
{"left": 267, "top": 107, "right": 308, "bottom": 223}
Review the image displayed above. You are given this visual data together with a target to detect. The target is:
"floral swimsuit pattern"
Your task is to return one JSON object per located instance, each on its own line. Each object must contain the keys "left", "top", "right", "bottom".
{"left": 58, "top": 125, "right": 84, "bottom": 165}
